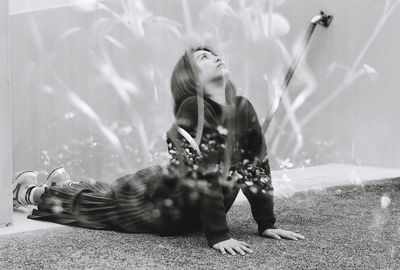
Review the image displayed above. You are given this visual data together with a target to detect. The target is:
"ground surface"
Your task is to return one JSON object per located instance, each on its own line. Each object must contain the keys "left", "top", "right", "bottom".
{"left": 1, "top": 178, "right": 399, "bottom": 269}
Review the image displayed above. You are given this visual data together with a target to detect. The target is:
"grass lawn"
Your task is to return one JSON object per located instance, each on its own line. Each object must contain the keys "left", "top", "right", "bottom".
{"left": 1, "top": 178, "right": 399, "bottom": 269}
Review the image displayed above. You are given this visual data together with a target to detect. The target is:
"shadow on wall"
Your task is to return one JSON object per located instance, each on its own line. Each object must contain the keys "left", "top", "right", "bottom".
{"left": 9, "top": 0, "right": 400, "bottom": 182}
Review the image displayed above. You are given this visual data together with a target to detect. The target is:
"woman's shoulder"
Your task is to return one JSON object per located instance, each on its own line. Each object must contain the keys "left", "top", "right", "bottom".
{"left": 234, "top": 95, "right": 255, "bottom": 111}
{"left": 179, "top": 96, "right": 198, "bottom": 107}
{"left": 234, "top": 95, "right": 251, "bottom": 104}
{"left": 179, "top": 95, "right": 251, "bottom": 108}
{"left": 177, "top": 96, "right": 219, "bottom": 117}
{"left": 180, "top": 96, "right": 221, "bottom": 107}
{"left": 174, "top": 96, "right": 219, "bottom": 131}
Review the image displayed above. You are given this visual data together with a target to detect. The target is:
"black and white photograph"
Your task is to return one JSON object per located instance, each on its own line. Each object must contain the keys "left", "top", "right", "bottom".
{"left": 1, "top": 0, "right": 399, "bottom": 269}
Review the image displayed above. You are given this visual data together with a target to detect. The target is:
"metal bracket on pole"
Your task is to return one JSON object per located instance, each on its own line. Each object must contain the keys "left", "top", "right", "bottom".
{"left": 314, "top": 10, "right": 333, "bottom": 27}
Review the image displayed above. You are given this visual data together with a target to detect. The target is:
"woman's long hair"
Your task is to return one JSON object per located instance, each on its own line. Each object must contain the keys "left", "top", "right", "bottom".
{"left": 170, "top": 46, "right": 237, "bottom": 115}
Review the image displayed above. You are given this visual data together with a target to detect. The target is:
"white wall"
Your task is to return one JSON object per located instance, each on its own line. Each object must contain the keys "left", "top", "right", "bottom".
{"left": 0, "top": 0, "right": 13, "bottom": 227}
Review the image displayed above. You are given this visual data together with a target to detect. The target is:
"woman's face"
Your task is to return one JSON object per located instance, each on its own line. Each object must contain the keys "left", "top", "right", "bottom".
{"left": 193, "top": 49, "right": 229, "bottom": 87}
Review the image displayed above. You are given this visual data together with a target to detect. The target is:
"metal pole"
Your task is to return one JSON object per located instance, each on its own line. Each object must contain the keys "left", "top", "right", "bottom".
{"left": 262, "top": 11, "right": 333, "bottom": 133}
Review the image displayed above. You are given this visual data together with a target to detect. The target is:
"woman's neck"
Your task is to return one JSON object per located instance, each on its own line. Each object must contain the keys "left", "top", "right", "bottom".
{"left": 203, "top": 80, "right": 227, "bottom": 105}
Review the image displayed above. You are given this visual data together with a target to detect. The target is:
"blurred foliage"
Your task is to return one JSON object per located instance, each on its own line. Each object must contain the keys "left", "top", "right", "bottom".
{"left": 11, "top": 0, "right": 400, "bottom": 182}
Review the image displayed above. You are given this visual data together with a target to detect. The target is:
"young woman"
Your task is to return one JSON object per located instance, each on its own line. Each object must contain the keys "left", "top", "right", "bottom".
{"left": 13, "top": 46, "right": 304, "bottom": 256}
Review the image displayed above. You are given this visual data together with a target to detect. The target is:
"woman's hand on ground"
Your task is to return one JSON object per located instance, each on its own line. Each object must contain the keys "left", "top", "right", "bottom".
{"left": 212, "top": 238, "right": 254, "bottom": 255}
{"left": 262, "top": 228, "right": 305, "bottom": 240}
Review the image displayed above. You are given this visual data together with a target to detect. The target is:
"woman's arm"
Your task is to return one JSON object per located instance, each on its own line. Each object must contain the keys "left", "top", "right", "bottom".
{"left": 168, "top": 97, "right": 231, "bottom": 247}
{"left": 198, "top": 170, "right": 230, "bottom": 247}
{"left": 233, "top": 96, "right": 276, "bottom": 233}
{"left": 236, "top": 97, "right": 304, "bottom": 240}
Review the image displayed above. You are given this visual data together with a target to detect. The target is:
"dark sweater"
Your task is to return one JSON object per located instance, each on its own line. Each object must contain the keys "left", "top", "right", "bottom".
{"left": 166, "top": 95, "right": 276, "bottom": 247}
